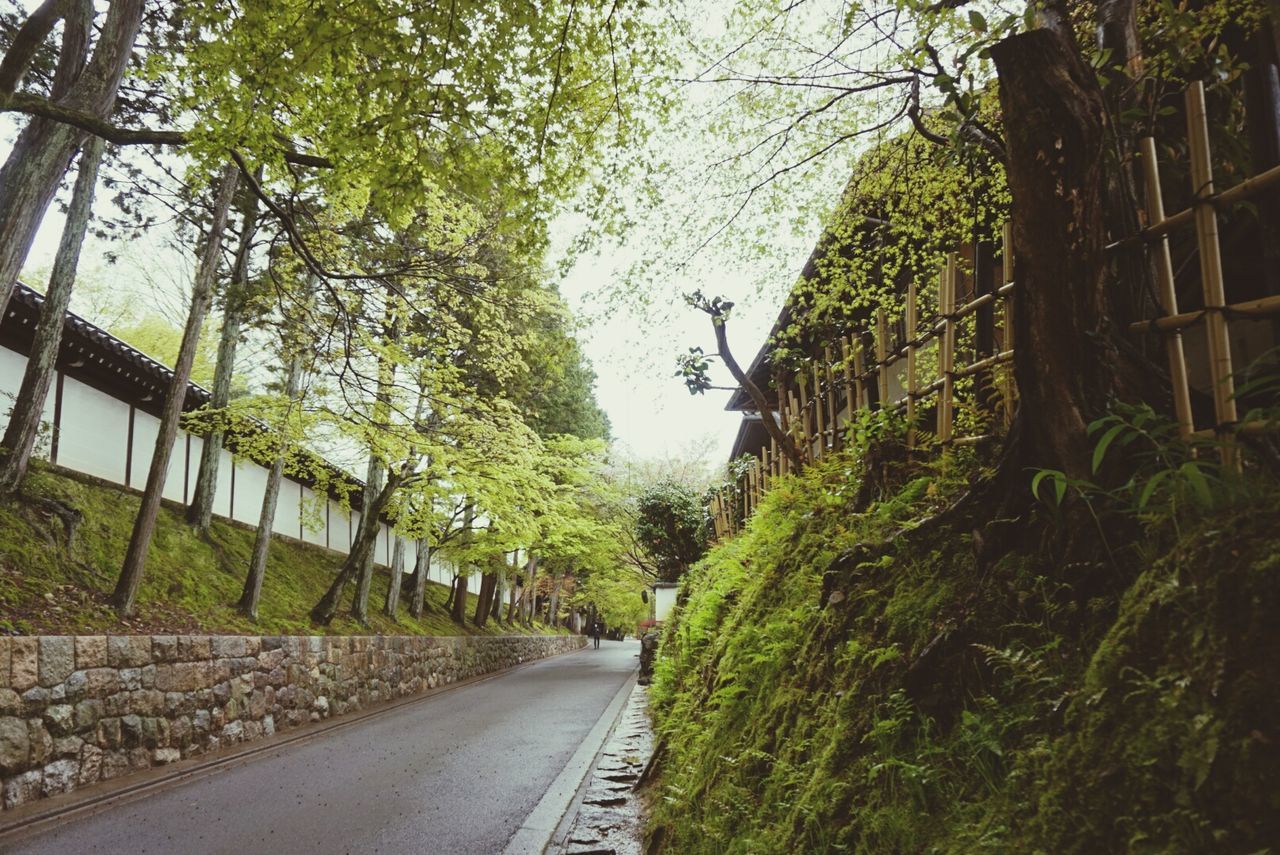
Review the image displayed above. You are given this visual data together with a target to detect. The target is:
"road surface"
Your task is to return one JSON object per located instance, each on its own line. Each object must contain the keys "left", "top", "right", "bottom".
{"left": 0, "top": 640, "right": 638, "bottom": 855}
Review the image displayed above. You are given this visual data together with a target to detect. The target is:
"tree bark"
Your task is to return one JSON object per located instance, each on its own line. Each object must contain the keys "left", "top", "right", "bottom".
{"left": 450, "top": 573, "right": 469, "bottom": 624}
{"left": 408, "top": 538, "right": 430, "bottom": 618}
{"left": 505, "top": 565, "right": 519, "bottom": 623}
{"left": 237, "top": 348, "right": 305, "bottom": 620}
{"left": 0, "top": 0, "right": 65, "bottom": 95}
{"left": 112, "top": 164, "right": 239, "bottom": 616}
{"left": 0, "top": 135, "right": 104, "bottom": 494}
{"left": 520, "top": 553, "right": 538, "bottom": 624}
{"left": 188, "top": 192, "right": 262, "bottom": 530}
{"left": 310, "top": 470, "right": 403, "bottom": 625}
{"left": 991, "top": 28, "right": 1145, "bottom": 482}
{"left": 547, "top": 572, "right": 563, "bottom": 628}
{"left": 0, "top": 0, "right": 142, "bottom": 320}
{"left": 350, "top": 458, "right": 385, "bottom": 624}
{"left": 473, "top": 571, "right": 496, "bottom": 627}
{"left": 709, "top": 315, "right": 802, "bottom": 468}
{"left": 383, "top": 535, "right": 406, "bottom": 617}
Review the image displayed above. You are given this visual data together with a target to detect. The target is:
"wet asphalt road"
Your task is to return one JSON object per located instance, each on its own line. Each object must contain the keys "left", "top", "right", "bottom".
{"left": 1, "top": 640, "right": 638, "bottom": 855}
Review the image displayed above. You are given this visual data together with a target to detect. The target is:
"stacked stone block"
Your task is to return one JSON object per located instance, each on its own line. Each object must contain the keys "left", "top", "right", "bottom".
{"left": 0, "top": 634, "right": 584, "bottom": 811}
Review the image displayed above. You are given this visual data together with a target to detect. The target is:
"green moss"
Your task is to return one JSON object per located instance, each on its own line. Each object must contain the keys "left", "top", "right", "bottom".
{"left": 649, "top": 450, "right": 1280, "bottom": 854}
{"left": 0, "top": 462, "right": 558, "bottom": 638}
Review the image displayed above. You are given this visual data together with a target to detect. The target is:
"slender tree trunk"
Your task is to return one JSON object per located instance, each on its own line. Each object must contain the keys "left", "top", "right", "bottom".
{"left": 444, "top": 573, "right": 457, "bottom": 612}
{"left": 188, "top": 193, "right": 262, "bottom": 530}
{"left": 473, "top": 572, "right": 495, "bottom": 627}
{"left": 451, "top": 573, "right": 469, "bottom": 624}
{"left": 0, "top": 135, "right": 104, "bottom": 493}
{"left": 0, "top": 0, "right": 142, "bottom": 320}
{"left": 409, "top": 538, "right": 430, "bottom": 618}
{"left": 383, "top": 535, "right": 406, "bottom": 617}
{"left": 310, "top": 471, "right": 402, "bottom": 625}
{"left": 237, "top": 349, "right": 305, "bottom": 619}
{"left": 990, "top": 29, "right": 1150, "bottom": 483}
{"left": 547, "top": 572, "right": 563, "bottom": 628}
{"left": 112, "top": 164, "right": 239, "bottom": 616}
{"left": 505, "top": 565, "right": 519, "bottom": 623}
{"left": 350, "top": 458, "right": 385, "bottom": 624}
{"left": 521, "top": 554, "right": 538, "bottom": 624}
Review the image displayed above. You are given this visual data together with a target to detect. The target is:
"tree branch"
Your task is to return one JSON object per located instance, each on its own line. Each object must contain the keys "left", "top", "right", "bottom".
{"left": 0, "top": 0, "right": 63, "bottom": 95}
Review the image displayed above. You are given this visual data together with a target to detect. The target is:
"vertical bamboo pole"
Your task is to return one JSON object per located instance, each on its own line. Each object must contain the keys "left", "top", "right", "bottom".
{"left": 853, "top": 334, "right": 866, "bottom": 411}
{"left": 875, "top": 309, "right": 890, "bottom": 406}
{"left": 812, "top": 362, "right": 825, "bottom": 461}
{"left": 841, "top": 337, "right": 856, "bottom": 421}
{"left": 905, "top": 278, "right": 919, "bottom": 447}
{"left": 1186, "top": 82, "right": 1238, "bottom": 463}
{"left": 1000, "top": 222, "right": 1016, "bottom": 428}
{"left": 797, "top": 373, "right": 811, "bottom": 464}
{"left": 938, "top": 255, "right": 957, "bottom": 443}
{"left": 788, "top": 393, "right": 801, "bottom": 469}
{"left": 1140, "top": 137, "right": 1194, "bottom": 442}
{"left": 824, "top": 346, "right": 838, "bottom": 451}
{"left": 710, "top": 494, "right": 722, "bottom": 540}
{"left": 770, "top": 437, "right": 779, "bottom": 480}
{"left": 778, "top": 379, "right": 791, "bottom": 476}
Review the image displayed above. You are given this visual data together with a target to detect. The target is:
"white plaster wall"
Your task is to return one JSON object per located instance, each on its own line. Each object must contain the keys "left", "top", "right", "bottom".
{"left": 56, "top": 377, "right": 129, "bottom": 484}
{"left": 212, "top": 447, "right": 233, "bottom": 518}
{"left": 232, "top": 457, "right": 268, "bottom": 525}
{"left": 301, "top": 486, "right": 328, "bottom": 548}
{"left": 130, "top": 412, "right": 188, "bottom": 502}
{"left": 376, "top": 523, "right": 389, "bottom": 567}
{"left": 272, "top": 476, "right": 301, "bottom": 538}
{"left": 0, "top": 347, "right": 55, "bottom": 460}
{"left": 328, "top": 501, "right": 351, "bottom": 553}
{"left": 186, "top": 435, "right": 204, "bottom": 500}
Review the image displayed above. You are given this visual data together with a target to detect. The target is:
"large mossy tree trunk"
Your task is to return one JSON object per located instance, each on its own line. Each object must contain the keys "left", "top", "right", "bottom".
{"left": 472, "top": 572, "right": 496, "bottom": 627}
{"left": 450, "top": 573, "right": 469, "bottom": 624}
{"left": 0, "top": 136, "right": 104, "bottom": 494}
{"left": 0, "top": 0, "right": 142, "bottom": 319}
{"left": 350, "top": 458, "right": 386, "bottom": 624}
{"left": 990, "top": 27, "right": 1149, "bottom": 484}
{"left": 112, "top": 164, "right": 239, "bottom": 616}
{"left": 383, "top": 535, "right": 406, "bottom": 618}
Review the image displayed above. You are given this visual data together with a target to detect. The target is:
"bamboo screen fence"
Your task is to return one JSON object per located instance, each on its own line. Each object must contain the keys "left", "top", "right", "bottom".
{"left": 710, "top": 80, "right": 1280, "bottom": 540}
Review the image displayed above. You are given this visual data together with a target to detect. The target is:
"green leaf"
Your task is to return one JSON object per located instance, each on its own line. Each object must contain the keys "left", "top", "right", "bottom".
{"left": 1137, "top": 469, "right": 1170, "bottom": 511}
{"left": 1180, "top": 462, "right": 1213, "bottom": 508}
{"left": 1092, "top": 423, "right": 1127, "bottom": 474}
{"left": 968, "top": 10, "right": 987, "bottom": 33}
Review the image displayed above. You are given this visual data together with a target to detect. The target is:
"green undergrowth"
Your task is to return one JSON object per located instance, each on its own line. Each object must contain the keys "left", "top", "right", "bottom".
{"left": 649, "top": 448, "right": 1280, "bottom": 853}
{"left": 0, "top": 462, "right": 559, "bottom": 638}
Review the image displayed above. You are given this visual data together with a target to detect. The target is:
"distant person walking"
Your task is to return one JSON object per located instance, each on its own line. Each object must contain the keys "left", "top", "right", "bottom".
{"left": 591, "top": 621, "right": 602, "bottom": 649}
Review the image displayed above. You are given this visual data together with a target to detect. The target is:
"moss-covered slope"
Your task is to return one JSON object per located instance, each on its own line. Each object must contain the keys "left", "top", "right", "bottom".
{"left": 649, "top": 452, "right": 1280, "bottom": 853}
{"left": 0, "top": 463, "right": 544, "bottom": 638}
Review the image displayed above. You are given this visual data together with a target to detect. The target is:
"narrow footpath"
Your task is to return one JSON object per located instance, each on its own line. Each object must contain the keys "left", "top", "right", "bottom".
{"left": 0, "top": 640, "right": 639, "bottom": 855}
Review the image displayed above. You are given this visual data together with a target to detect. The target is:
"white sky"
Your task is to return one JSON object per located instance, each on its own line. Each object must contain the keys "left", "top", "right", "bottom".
{"left": 6, "top": 0, "right": 851, "bottom": 475}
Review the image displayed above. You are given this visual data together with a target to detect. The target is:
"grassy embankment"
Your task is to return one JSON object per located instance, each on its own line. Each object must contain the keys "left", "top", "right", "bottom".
{"left": 649, "top": 442, "right": 1280, "bottom": 853}
{"left": 0, "top": 462, "right": 552, "bottom": 638}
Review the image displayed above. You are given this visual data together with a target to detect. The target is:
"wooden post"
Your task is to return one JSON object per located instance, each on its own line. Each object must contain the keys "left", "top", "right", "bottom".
{"left": 778, "top": 378, "right": 791, "bottom": 475}
{"left": 938, "top": 254, "right": 957, "bottom": 442}
{"left": 905, "top": 278, "right": 919, "bottom": 447}
{"left": 1140, "top": 136, "right": 1195, "bottom": 442}
{"left": 1186, "top": 81, "right": 1239, "bottom": 463}
{"left": 853, "top": 334, "right": 867, "bottom": 410}
{"left": 787, "top": 393, "right": 801, "bottom": 469}
{"left": 771, "top": 437, "right": 779, "bottom": 479}
{"left": 1000, "top": 222, "right": 1016, "bottom": 427}
{"left": 824, "top": 346, "right": 838, "bottom": 451}
{"left": 797, "top": 374, "right": 811, "bottom": 464}
{"left": 875, "top": 309, "right": 890, "bottom": 407}
{"left": 841, "top": 337, "right": 857, "bottom": 421}
{"left": 812, "top": 361, "right": 825, "bottom": 461}
{"left": 710, "top": 494, "right": 722, "bottom": 539}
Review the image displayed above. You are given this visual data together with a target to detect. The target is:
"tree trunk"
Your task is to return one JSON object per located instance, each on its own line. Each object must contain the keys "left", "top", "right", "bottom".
{"left": 310, "top": 471, "right": 402, "bottom": 625}
{"left": 383, "top": 535, "right": 406, "bottom": 618}
{"left": 350, "top": 458, "right": 385, "bottom": 624}
{"left": 112, "top": 164, "right": 239, "bottom": 616}
{"left": 0, "top": 135, "right": 104, "bottom": 494}
{"left": 450, "top": 573, "right": 469, "bottom": 624}
{"left": 547, "top": 572, "right": 562, "bottom": 628}
{"left": 444, "top": 573, "right": 457, "bottom": 613}
{"left": 520, "top": 553, "right": 538, "bottom": 624}
{"left": 0, "top": 0, "right": 142, "bottom": 320}
{"left": 409, "top": 539, "right": 430, "bottom": 618}
{"left": 473, "top": 572, "right": 496, "bottom": 627}
{"left": 237, "top": 349, "right": 305, "bottom": 620}
{"left": 505, "top": 568, "right": 519, "bottom": 623}
{"left": 990, "top": 29, "right": 1145, "bottom": 482}
{"left": 188, "top": 194, "right": 262, "bottom": 530}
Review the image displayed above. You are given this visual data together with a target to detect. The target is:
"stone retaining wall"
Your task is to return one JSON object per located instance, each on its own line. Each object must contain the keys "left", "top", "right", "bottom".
{"left": 0, "top": 633, "right": 585, "bottom": 811}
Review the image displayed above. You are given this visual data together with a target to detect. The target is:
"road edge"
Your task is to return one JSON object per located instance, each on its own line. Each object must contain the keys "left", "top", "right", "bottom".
{"left": 503, "top": 667, "right": 639, "bottom": 855}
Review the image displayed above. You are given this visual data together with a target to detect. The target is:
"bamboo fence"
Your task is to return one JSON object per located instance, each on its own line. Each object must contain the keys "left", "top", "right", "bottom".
{"left": 709, "top": 80, "right": 1280, "bottom": 539}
